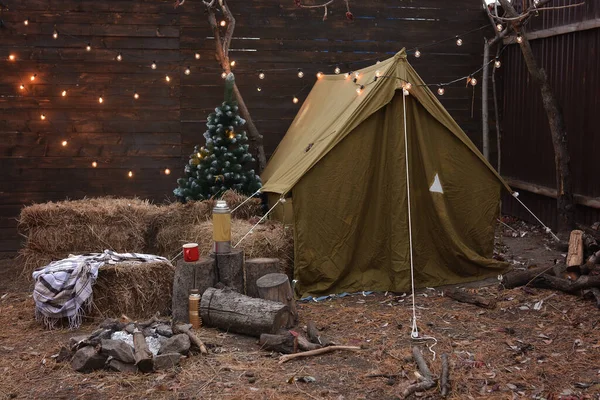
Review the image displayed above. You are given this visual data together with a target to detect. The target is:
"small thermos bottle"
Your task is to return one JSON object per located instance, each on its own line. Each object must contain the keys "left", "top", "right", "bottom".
{"left": 188, "top": 289, "right": 201, "bottom": 329}
{"left": 212, "top": 200, "right": 231, "bottom": 253}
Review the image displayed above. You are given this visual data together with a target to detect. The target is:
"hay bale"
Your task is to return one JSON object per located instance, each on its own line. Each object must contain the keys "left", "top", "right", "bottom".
{"left": 92, "top": 260, "right": 175, "bottom": 320}
{"left": 152, "top": 190, "right": 263, "bottom": 257}
{"left": 19, "top": 198, "right": 160, "bottom": 276}
{"left": 181, "top": 219, "right": 294, "bottom": 275}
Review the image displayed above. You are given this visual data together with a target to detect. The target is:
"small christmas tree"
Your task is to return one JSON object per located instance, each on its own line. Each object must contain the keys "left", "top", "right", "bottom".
{"left": 174, "top": 73, "right": 262, "bottom": 202}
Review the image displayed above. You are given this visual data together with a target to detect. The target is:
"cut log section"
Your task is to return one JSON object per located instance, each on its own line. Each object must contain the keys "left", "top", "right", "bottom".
{"left": 200, "top": 287, "right": 288, "bottom": 337}
{"left": 172, "top": 258, "right": 216, "bottom": 322}
{"left": 307, "top": 321, "right": 334, "bottom": 346}
{"left": 133, "top": 330, "right": 153, "bottom": 372}
{"left": 256, "top": 273, "right": 297, "bottom": 328}
{"left": 212, "top": 249, "right": 244, "bottom": 293}
{"left": 444, "top": 289, "right": 496, "bottom": 309}
{"left": 501, "top": 265, "right": 555, "bottom": 289}
{"left": 259, "top": 332, "right": 297, "bottom": 354}
{"left": 566, "top": 230, "right": 584, "bottom": 268}
{"left": 245, "top": 258, "right": 282, "bottom": 298}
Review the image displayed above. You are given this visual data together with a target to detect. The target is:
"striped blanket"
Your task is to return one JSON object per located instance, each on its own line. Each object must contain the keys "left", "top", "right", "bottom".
{"left": 32, "top": 250, "right": 169, "bottom": 329}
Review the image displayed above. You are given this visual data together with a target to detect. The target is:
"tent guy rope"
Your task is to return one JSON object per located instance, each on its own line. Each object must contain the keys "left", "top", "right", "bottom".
{"left": 233, "top": 193, "right": 282, "bottom": 248}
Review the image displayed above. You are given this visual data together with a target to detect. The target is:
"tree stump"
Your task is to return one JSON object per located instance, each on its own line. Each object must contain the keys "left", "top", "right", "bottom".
{"left": 245, "top": 258, "right": 282, "bottom": 298}
{"left": 256, "top": 273, "right": 297, "bottom": 328}
{"left": 200, "top": 287, "right": 288, "bottom": 337}
{"left": 211, "top": 249, "right": 244, "bottom": 293}
{"left": 172, "top": 258, "right": 216, "bottom": 322}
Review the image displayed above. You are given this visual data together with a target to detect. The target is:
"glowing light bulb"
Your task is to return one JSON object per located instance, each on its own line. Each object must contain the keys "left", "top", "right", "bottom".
{"left": 470, "top": 77, "right": 478, "bottom": 86}
{"left": 195, "top": 53, "right": 201, "bottom": 59}
{"left": 516, "top": 34, "right": 523, "bottom": 43}
{"left": 221, "top": 71, "right": 227, "bottom": 79}
{"left": 375, "top": 70, "right": 381, "bottom": 77}
{"left": 403, "top": 82, "right": 412, "bottom": 90}
{"left": 197, "top": 152, "right": 202, "bottom": 158}
{"left": 220, "top": 20, "right": 226, "bottom": 27}
{"left": 164, "top": 168, "right": 171, "bottom": 175}
{"left": 414, "top": 49, "right": 421, "bottom": 58}
{"left": 258, "top": 70, "right": 265, "bottom": 79}
{"left": 293, "top": 96, "right": 299, "bottom": 104}
{"left": 456, "top": 37, "right": 463, "bottom": 46}
{"left": 297, "top": 69, "right": 304, "bottom": 78}
{"left": 116, "top": 53, "right": 122, "bottom": 61}
{"left": 151, "top": 61, "right": 157, "bottom": 69}
{"left": 354, "top": 71, "right": 360, "bottom": 78}
{"left": 165, "top": 75, "right": 171, "bottom": 82}
{"left": 356, "top": 85, "right": 364, "bottom": 94}
{"left": 344, "top": 72, "right": 351, "bottom": 79}
{"left": 24, "top": 18, "right": 29, "bottom": 26}
{"left": 229, "top": 132, "right": 235, "bottom": 139}
{"left": 230, "top": 60, "right": 236, "bottom": 67}
{"left": 86, "top": 43, "right": 91, "bottom": 51}
{"left": 494, "top": 59, "right": 501, "bottom": 68}
{"left": 61, "top": 90, "right": 67, "bottom": 97}
{"left": 53, "top": 29, "right": 59, "bottom": 39}
{"left": 133, "top": 92, "right": 139, "bottom": 99}
{"left": 437, "top": 86, "right": 445, "bottom": 96}
{"left": 61, "top": 140, "right": 68, "bottom": 146}
{"left": 8, "top": 54, "right": 15, "bottom": 61}
{"left": 185, "top": 66, "right": 191, "bottom": 75}
{"left": 92, "top": 161, "right": 98, "bottom": 168}
{"left": 128, "top": 171, "right": 133, "bottom": 178}
{"left": 256, "top": 86, "right": 262, "bottom": 92}
{"left": 334, "top": 66, "right": 341, "bottom": 74}
{"left": 40, "top": 114, "right": 46, "bottom": 120}
{"left": 30, "top": 74, "right": 37, "bottom": 81}
{"left": 316, "top": 71, "right": 323, "bottom": 79}
{"left": 19, "top": 84, "right": 25, "bottom": 90}
{"left": 534, "top": 0, "right": 540, "bottom": 4}
{"left": 98, "top": 96, "right": 104, "bottom": 103}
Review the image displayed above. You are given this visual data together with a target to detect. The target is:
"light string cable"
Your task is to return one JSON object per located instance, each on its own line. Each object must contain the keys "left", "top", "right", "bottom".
{"left": 233, "top": 197, "right": 284, "bottom": 248}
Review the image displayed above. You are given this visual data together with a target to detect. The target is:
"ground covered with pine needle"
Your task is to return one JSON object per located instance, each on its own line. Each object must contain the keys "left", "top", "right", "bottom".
{"left": 1, "top": 223, "right": 600, "bottom": 400}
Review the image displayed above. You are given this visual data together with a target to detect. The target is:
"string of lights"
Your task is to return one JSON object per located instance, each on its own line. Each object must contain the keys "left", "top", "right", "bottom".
{"left": 2, "top": 8, "right": 505, "bottom": 179}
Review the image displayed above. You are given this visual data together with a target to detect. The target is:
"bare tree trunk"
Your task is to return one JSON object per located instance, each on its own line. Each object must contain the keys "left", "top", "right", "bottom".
{"left": 492, "top": 45, "right": 501, "bottom": 174}
{"left": 204, "top": 1, "right": 267, "bottom": 172}
{"left": 482, "top": 39, "right": 491, "bottom": 161}
{"left": 498, "top": 0, "right": 575, "bottom": 234}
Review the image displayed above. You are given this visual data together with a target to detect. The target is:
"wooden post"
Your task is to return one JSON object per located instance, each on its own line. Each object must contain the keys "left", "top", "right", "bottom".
{"left": 256, "top": 273, "right": 297, "bottom": 328}
{"left": 245, "top": 258, "right": 282, "bottom": 298}
{"left": 200, "top": 287, "right": 289, "bottom": 337}
{"left": 172, "top": 257, "right": 216, "bottom": 322}
{"left": 211, "top": 249, "right": 244, "bottom": 293}
{"left": 567, "top": 230, "right": 584, "bottom": 268}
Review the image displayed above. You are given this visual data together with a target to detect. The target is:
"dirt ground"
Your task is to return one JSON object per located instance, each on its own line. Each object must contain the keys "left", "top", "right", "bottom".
{"left": 1, "top": 220, "right": 599, "bottom": 400}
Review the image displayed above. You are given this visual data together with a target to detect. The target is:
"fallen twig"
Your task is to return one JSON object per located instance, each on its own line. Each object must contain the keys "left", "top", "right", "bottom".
{"left": 278, "top": 345, "right": 361, "bottom": 364}
{"left": 440, "top": 353, "right": 450, "bottom": 397}
{"left": 402, "top": 347, "right": 437, "bottom": 398}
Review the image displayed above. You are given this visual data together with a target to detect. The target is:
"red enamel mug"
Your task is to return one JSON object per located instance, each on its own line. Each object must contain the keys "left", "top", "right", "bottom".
{"left": 183, "top": 243, "right": 199, "bottom": 262}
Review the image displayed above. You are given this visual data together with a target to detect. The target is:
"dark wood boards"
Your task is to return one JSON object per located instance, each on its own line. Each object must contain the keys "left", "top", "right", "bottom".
{"left": 0, "top": 0, "right": 491, "bottom": 253}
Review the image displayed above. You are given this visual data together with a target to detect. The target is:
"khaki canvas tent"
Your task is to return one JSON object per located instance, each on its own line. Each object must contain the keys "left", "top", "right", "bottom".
{"left": 261, "top": 49, "right": 511, "bottom": 298}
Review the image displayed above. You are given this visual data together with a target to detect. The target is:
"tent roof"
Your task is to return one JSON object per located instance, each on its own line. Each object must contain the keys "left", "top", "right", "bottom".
{"left": 260, "top": 49, "right": 512, "bottom": 195}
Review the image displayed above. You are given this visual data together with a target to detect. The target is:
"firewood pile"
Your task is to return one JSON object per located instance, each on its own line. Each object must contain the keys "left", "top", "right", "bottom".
{"left": 501, "top": 228, "right": 600, "bottom": 307}
{"left": 60, "top": 315, "right": 207, "bottom": 373}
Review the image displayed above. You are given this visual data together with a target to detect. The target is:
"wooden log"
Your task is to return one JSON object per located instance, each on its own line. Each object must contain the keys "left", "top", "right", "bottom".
{"left": 501, "top": 265, "right": 556, "bottom": 288}
{"left": 583, "top": 288, "right": 600, "bottom": 308}
{"left": 259, "top": 332, "right": 296, "bottom": 354}
{"left": 200, "top": 287, "right": 288, "bottom": 337}
{"left": 278, "top": 345, "right": 361, "bottom": 364}
{"left": 444, "top": 289, "right": 496, "bottom": 309}
{"left": 133, "top": 329, "right": 153, "bottom": 373}
{"left": 402, "top": 347, "right": 437, "bottom": 398}
{"left": 256, "top": 273, "right": 297, "bottom": 328}
{"left": 528, "top": 274, "right": 600, "bottom": 294}
{"left": 172, "top": 258, "right": 216, "bottom": 322}
{"left": 211, "top": 249, "right": 244, "bottom": 293}
{"left": 583, "top": 233, "right": 599, "bottom": 253}
{"left": 567, "top": 230, "right": 584, "bottom": 268}
{"left": 245, "top": 258, "right": 282, "bottom": 298}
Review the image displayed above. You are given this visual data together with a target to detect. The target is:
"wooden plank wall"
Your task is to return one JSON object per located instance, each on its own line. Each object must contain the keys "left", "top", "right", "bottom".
{"left": 0, "top": 0, "right": 492, "bottom": 254}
